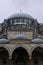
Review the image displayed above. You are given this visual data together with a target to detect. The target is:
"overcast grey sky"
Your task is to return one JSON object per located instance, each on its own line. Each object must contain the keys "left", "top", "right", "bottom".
{"left": 0, "top": 0, "right": 43, "bottom": 23}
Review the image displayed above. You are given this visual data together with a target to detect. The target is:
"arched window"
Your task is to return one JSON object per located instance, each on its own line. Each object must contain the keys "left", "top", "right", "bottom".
{"left": 10, "top": 19, "right": 12, "bottom": 25}
{"left": 29, "top": 19, "right": 32, "bottom": 25}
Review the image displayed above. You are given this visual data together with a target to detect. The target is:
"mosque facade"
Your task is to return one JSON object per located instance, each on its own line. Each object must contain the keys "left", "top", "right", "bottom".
{"left": 0, "top": 13, "right": 43, "bottom": 65}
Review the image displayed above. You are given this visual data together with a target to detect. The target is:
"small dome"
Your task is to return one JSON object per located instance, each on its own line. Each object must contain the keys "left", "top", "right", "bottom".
{"left": 0, "top": 38, "right": 9, "bottom": 44}
{"left": 8, "top": 13, "right": 34, "bottom": 19}
{"left": 12, "top": 34, "right": 27, "bottom": 40}
{"left": 32, "top": 38, "right": 43, "bottom": 43}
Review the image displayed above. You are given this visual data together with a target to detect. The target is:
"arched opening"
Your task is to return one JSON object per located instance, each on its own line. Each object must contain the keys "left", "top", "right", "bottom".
{"left": 0, "top": 47, "right": 9, "bottom": 65}
{"left": 32, "top": 47, "right": 43, "bottom": 65}
{"left": 12, "top": 47, "right": 29, "bottom": 65}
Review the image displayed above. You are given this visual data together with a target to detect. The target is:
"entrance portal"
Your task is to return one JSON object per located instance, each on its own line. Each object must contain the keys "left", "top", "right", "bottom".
{"left": 0, "top": 47, "right": 9, "bottom": 65}
{"left": 32, "top": 47, "right": 43, "bottom": 65}
{"left": 12, "top": 47, "right": 29, "bottom": 65}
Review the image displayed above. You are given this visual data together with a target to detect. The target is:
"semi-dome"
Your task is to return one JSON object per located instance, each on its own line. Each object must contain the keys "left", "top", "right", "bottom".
{"left": 32, "top": 38, "right": 43, "bottom": 43}
{"left": 0, "top": 38, "right": 9, "bottom": 44}
{"left": 8, "top": 13, "right": 34, "bottom": 19}
{"left": 12, "top": 34, "right": 27, "bottom": 40}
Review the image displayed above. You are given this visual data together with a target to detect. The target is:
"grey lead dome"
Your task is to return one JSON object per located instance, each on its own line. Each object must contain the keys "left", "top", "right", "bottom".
{"left": 12, "top": 34, "right": 27, "bottom": 40}
{"left": 8, "top": 13, "right": 34, "bottom": 19}
{"left": 32, "top": 38, "right": 43, "bottom": 43}
{"left": 0, "top": 38, "right": 9, "bottom": 44}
